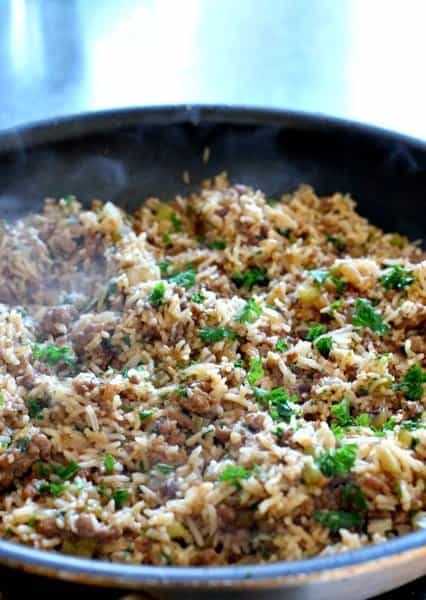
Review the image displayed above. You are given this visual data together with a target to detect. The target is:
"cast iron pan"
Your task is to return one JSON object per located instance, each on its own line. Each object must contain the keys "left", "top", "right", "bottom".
{"left": 0, "top": 106, "right": 424, "bottom": 600}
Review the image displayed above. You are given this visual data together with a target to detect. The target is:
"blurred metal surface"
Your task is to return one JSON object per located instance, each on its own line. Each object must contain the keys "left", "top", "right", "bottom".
{"left": 0, "top": 0, "right": 425, "bottom": 138}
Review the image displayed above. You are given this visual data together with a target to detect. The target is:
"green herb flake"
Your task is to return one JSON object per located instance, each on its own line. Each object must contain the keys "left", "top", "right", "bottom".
{"left": 330, "top": 274, "right": 347, "bottom": 294}
{"left": 317, "top": 444, "right": 357, "bottom": 477}
{"left": 159, "top": 260, "right": 171, "bottom": 276}
{"left": 380, "top": 265, "right": 414, "bottom": 290}
{"left": 315, "top": 335, "right": 333, "bottom": 358}
{"left": 17, "top": 437, "right": 29, "bottom": 453}
{"left": 275, "top": 338, "right": 288, "bottom": 353}
{"left": 254, "top": 387, "right": 294, "bottom": 422}
{"left": 63, "top": 194, "right": 75, "bottom": 206}
{"left": 149, "top": 282, "right": 166, "bottom": 306}
{"left": 234, "top": 359, "right": 244, "bottom": 368}
{"left": 112, "top": 488, "right": 129, "bottom": 509}
{"left": 307, "top": 269, "right": 329, "bottom": 286}
{"left": 198, "top": 327, "right": 236, "bottom": 344}
{"left": 394, "top": 364, "right": 426, "bottom": 401}
{"left": 104, "top": 454, "right": 115, "bottom": 474}
{"left": 207, "top": 240, "right": 227, "bottom": 250}
{"left": 170, "top": 213, "right": 182, "bottom": 232}
{"left": 28, "top": 515, "right": 37, "bottom": 528}
{"left": 139, "top": 409, "right": 155, "bottom": 421}
{"left": 306, "top": 324, "right": 326, "bottom": 341}
{"left": 231, "top": 268, "right": 269, "bottom": 289}
{"left": 49, "top": 482, "right": 67, "bottom": 497}
{"left": 0, "top": 391, "right": 4, "bottom": 407}
{"left": 354, "top": 413, "right": 371, "bottom": 427}
{"left": 166, "top": 266, "right": 196, "bottom": 289}
{"left": 314, "top": 510, "right": 361, "bottom": 531}
{"left": 162, "top": 233, "right": 172, "bottom": 246}
{"left": 326, "top": 234, "right": 346, "bottom": 253}
{"left": 177, "top": 387, "right": 188, "bottom": 397}
{"left": 401, "top": 418, "right": 426, "bottom": 431}
{"left": 247, "top": 357, "right": 264, "bottom": 385}
{"left": 326, "top": 299, "right": 344, "bottom": 317}
{"left": 331, "top": 398, "right": 352, "bottom": 427}
{"left": 342, "top": 482, "right": 367, "bottom": 512}
{"left": 220, "top": 464, "right": 253, "bottom": 487}
{"left": 235, "top": 298, "right": 262, "bottom": 324}
{"left": 156, "top": 463, "right": 174, "bottom": 474}
{"left": 27, "top": 398, "right": 46, "bottom": 420}
{"left": 53, "top": 461, "right": 80, "bottom": 481}
{"left": 352, "top": 298, "right": 390, "bottom": 335}
{"left": 32, "top": 343, "right": 76, "bottom": 367}
{"left": 191, "top": 293, "right": 205, "bottom": 303}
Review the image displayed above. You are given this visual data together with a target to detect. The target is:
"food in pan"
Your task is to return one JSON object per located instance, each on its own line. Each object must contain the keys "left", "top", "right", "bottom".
{"left": 0, "top": 175, "right": 424, "bottom": 565}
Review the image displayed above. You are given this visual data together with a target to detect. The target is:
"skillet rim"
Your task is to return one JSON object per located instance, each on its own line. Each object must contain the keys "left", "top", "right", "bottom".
{"left": 0, "top": 104, "right": 424, "bottom": 588}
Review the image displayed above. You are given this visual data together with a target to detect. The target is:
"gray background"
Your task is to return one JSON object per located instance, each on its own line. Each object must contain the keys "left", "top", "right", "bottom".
{"left": 0, "top": 0, "right": 425, "bottom": 139}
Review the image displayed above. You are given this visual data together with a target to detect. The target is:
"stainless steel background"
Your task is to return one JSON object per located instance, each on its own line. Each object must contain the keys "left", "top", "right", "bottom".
{"left": 0, "top": 0, "right": 425, "bottom": 138}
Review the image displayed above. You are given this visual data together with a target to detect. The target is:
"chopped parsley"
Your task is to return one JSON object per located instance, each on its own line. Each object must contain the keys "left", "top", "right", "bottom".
{"left": 220, "top": 464, "right": 253, "bottom": 487}
{"left": 326, "top": 298, "right": 344, "bottom": 317}
{"left": 314, "top": 510, "right": 361, "bottom": 531}
{"left": 104, "top": 454, "right": 115, "bottom": 474}
{"left": 342, "top": 482, "right": 367, "bottom": 512}
{"left": 170, "top": 213, "right": 182, "bottom": 232}
{"left": 63, "top": 194, "right": 75, "bottom": 206}
{"left": 53, "top": 461, "right": 80, "bottom": 481}
{"left": 394, "top": 365, "right": 426, "bottom": 401}
{"left": 166, "top": 266, "right": 196, "bottom": 289}
{"left": 331, "top": 398, "right": 352, "bottom": 427}
{"left": 329, "top": 273, "right": 347, "bottom": 294}
{"left": 191, "top": 293, "right": 205, "bottom": 303}
{"left": 315, "top": 335, "right": 333, "bottom": 357}
{"left": 275, "top": 338, "right": 287, "bottom": 352}
{"left": 247, "top": 357, "right": 264, "bottom": 385}
{"left": 36, "top": 481, "right": 67, "bottom": 498}
{"left": 306, "top": 324, "right": 326, "bottom": 341}
{"left": 207, "top": 240, "right": 227, "bottom": 250}
{"left": 307, "top": 269, "right": 329, "bottom": 285}
{"left": 198, "top": 327, "right": 236, "bottom": 344}
{"left": 354, "top": 413, "right": 371, "bottom": 427}
{"left": 149, "top": 282, "right": 166, "bottom": 306}
{"left": 112, "top": 488, "right": 129, "bottom": 508}
{"left": 235, "top": 298, "right": 261, "bottom": 324}
{"left": 231, "top": 268, "right": 269, "bottom": 289}
{"left": 352, "top": 298, "right": 390, "bottom": 335}
{"left": 317, "top": 444, "right": 357, "bottom": 477}
{"left": 159, "top": 260, "right": 171, "bottom": 276}
{"left": 326, "top": 234, "right": 346, "bottom": 253}
{"left": 49, "top": 482, "right": 67, "bottom": 497}
{"left": 234, "top": 359, "right": 244, "bottom": 368}
{"left": 401, "top": 418, "right": 426, "bottom": 431}
{"left": 156, "top": 464, "right": 174, "bottom": 474}
{"left": 253, "top": 387, "right": 294, "bottom": 422}
{"left": 162, "top": 233, "right": 172, "bottom": 246}
{"left": 35, "top": 462, "right": 50, "bottom": 478}
{"left": 306, "top": 268, "right": 346, "bottom": 293}
{"left": 139, "top": 409, "right": 155, "bottom": 421}
{"left": 380, "top": 265, "right": 414, "bottom": 290}
{"left": 27, "top": 398, "right": 46, "bottom": 420}
{"left": 17, "top": 437, "right": 29, "bottom": 452}
{"left": 32, "top": 343, "right": 76, "bottom": 366}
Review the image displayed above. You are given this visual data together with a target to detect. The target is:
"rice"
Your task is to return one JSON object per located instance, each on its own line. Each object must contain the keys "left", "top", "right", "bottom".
{"left": 0, "top": 176, "right": 424, "bottom": 566}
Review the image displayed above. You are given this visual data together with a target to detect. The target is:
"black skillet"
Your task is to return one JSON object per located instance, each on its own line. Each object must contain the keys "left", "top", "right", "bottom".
{"left": 0, "top": 106, "right": 424, "bottom": 600}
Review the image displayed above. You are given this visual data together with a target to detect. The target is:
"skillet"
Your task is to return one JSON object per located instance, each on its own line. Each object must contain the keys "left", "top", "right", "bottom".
{"left": 0, "top": 106, "right": 424, "bottom": 600}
